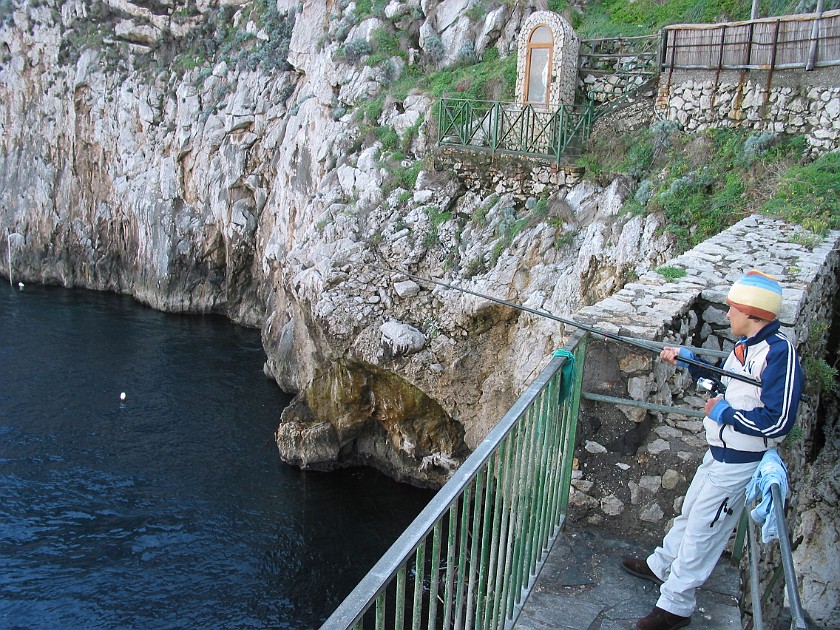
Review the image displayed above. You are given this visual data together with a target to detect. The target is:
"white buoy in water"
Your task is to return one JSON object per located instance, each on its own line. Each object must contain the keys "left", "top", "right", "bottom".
{"left": 120, "top": 392, "right": 126, "bottom": 401}
{"left": 18, "top": 282, "right": 24, "bottom": 290}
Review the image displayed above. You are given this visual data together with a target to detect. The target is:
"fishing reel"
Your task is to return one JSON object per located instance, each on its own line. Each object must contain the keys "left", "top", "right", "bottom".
{"left": 696, "top": 377, "right": 726, "bottom": 398}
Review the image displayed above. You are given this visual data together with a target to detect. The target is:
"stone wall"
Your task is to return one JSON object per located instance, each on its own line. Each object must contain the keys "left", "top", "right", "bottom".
{"left": 434, "top": 147, "right": 585, "bottom": 199}
{"left": 655, "top": 67, "right": 840, "bottom": 154}
{"left": 564, "top": 214, "right": 840, "bottom": 625}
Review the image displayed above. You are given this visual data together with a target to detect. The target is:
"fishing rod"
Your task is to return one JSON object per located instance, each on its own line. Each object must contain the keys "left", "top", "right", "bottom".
{"left": 372, "top": 264, "right": 763, "bottom": 390}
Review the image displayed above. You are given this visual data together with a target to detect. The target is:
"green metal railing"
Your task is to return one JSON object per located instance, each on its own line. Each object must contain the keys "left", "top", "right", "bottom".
{"left": 733, "top": 486, "right": 808, "bottom": 629}
{"left": 320, "top": 335, "right": 587, "bottom": 629}
{"left": 436, "top": 98, "right": 595, "bottom": 163}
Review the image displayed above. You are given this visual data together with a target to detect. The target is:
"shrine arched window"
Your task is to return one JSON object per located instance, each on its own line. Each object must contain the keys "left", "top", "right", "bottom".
{"left": 525, "top": 25, "right": 553, "bottom": 105}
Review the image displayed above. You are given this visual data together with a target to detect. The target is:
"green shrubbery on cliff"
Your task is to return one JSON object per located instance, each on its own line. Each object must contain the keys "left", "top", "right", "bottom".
{"left": 169, "top": 0, "right": 294, "bottom": 76}
{"left": 11, "top": 0, "right": 835, "bottom": 250}
{"left": 48, "top": 0, "right": 295, "bottom": 77}
{"left": 763, "top": 152, "right": 840, "bottom": 234}
{"left": 579, "top": 124, "right": 838, "bottom": 250}
{"left": 564, "top": 0, "right": 840, "bottom": 250}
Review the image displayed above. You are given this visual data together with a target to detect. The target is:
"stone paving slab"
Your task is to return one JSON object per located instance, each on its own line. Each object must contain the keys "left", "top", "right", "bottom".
{"left": 515, "top": 525, "right": 742, "bottom": 630}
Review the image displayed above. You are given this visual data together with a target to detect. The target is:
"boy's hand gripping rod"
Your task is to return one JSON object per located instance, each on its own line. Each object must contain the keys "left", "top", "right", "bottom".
{"left": 372, "top": 265, "right": 763, "bottom": 390}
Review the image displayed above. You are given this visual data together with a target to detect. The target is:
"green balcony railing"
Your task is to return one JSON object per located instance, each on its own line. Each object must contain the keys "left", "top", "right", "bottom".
{"left": 319, "top": 334, "right": 587, "bottom": 630}
{"left": 436, "top": 98, "right": 595, "bottom": 163}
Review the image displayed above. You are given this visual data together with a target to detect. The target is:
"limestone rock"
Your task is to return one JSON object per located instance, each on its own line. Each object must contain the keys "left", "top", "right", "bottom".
{"left": 572, "top": 478, "right": 595, "bottom": 493}
{"left": 639, "top": 475, "right": 662, "bottom": 493}
{"left": 570, "top": 489, "right": 599, "bottom": 509}
{"left": 394, "top": 280, "right": 421, "bottom": 298}
{"left": 640, "top": 503, "right": 664, "bottom": 522}
{"left": 275, "top": 420, "right": 341, "bottom": 469}
{"left": 380, "top": 320, "right": 426, "bottom": 356}
{"left": 647, "top": 439, "right": 671, "bottom": 455}
{"left": 585, "top": 440, "right": 608, "bottom": 454}
{"left": 662, "top": 469, "right": 683, "bottom": 490}
{"left": 601, "top": 494, "right": 625, "bottom": 516}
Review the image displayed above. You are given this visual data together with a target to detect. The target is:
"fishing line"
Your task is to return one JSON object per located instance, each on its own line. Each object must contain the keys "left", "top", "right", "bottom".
{"left": 371, "top": 264, "right": 763, "bottom": 389}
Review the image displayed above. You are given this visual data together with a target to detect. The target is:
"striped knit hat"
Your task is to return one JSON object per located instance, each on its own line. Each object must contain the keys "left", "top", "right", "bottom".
{"left": 726, "top": 270, "right": 783, "bottom": 321}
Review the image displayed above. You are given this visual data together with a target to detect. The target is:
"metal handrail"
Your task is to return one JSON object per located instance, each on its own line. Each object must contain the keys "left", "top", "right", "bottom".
{"left": 771, "top": 483, "right": 808, "bottom": 629}
{"left": 582, "top": 391, "right": 707, "bottom": 418}
{"left": 437, "top": 97, "right": 595, "bottom": 163}
{"left": 743, "top": 483, "right": 808, "bottom": 629}
{"left": 320, "top": 334, "right": 587, "bottom": 629}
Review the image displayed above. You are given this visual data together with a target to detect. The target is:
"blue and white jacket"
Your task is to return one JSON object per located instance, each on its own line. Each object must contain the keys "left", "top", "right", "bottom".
{"left": 682, "top": 320, "right": 803, "bottom": 463}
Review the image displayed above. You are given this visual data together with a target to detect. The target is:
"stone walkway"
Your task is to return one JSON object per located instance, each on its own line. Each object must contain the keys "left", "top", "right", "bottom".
{"left": 515, "top": 525, "right": 742, "bottom": 630}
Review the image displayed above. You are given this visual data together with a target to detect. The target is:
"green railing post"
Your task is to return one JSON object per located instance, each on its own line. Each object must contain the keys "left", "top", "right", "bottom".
{"left": 526, "top": 388, "right": 552, "bottom": 573}
{"left": 558, "top": 336, "right": 587, "bottom": 517}
{"left": 475, "top": 456, "right": 496, "bottom": 628}
{"left": 492, "top": 101, "right": 501, "bottom": 152}
{"left": 442, "top": 501, "right": 458, "bottom": 628}
{"left": 509, "top": 402, "right": 540, "bottom": 614}
{"left": 533, "top": 375, "right": 559, "bottom": 564}
{"left": 426, "top": 522, "right": 442, "bottom": 630}
{"left": 436, "top": 98, "right": 444, "bottom": 146}
{"left": 395, "top": 566, "right": 406, "bottom": 630}
{"left": 482, "top": 447, "right": 506, "bottom": 630}
{"left": 464, "top": 470, "right": 485, "bottom": 628}
{"left": 411, "top": 541, "right": 425, "bottom": 630}
{"left": 490, "top": 432, "right": 518, "bottom": 629}
{"left": 464, "top": 100, "right": 474, "bottom": 145}
{"left": 375, "top": 591, "right": 385, "bottom": 630}
{"left": 554, "top": 106, "right": 565, "bottom": 163}
{"left": 499, "top": 418, "right": 531, "bottom": 625}
{"left": 453, "top": 486, "right": 472, "bottom": 628}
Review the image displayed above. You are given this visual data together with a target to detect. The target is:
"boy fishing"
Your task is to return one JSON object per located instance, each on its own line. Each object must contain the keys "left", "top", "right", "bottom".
{"left": 623, "top": 270, "right": 804, "bottom": 630}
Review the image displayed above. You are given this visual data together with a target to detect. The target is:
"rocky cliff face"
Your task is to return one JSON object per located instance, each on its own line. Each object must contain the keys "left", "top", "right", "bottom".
{"left": 0, "top": 0, "right": 677, "bottom": 485}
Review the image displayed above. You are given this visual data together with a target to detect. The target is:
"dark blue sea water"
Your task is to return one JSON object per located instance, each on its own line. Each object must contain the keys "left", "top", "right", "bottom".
{"left": 0, "top": 283, "right": 434, "bottom": 629}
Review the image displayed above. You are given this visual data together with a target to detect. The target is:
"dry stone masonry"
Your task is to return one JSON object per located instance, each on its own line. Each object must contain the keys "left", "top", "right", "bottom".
{"left": 657, "top": 70, "right": 840, "bottom": 154}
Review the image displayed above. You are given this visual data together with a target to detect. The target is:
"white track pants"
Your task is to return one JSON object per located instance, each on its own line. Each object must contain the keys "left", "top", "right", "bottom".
{"left": 646, "top": 450, "right": 759, "bottom": 617}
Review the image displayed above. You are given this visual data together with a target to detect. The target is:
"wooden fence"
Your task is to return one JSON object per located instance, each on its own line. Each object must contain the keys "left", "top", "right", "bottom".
{"left": 661, "top": 10, "right": 840, "bottom": 71}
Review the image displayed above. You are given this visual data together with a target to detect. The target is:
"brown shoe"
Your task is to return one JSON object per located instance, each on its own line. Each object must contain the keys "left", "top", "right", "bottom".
{"left": 635, "top": 606, "right": 690, "bottom": 630}
{"left": 621, "top": 557, "right": 663, "bottom": 584}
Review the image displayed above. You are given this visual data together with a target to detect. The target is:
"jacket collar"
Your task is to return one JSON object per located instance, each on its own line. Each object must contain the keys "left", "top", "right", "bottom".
{"left": 738, "top": 319, "right": 781, "bottom": 347}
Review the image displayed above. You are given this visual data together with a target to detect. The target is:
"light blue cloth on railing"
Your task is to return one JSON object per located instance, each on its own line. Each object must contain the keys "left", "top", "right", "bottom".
{"left": 744, "top": 448, "right": 789, "bottom": 543}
